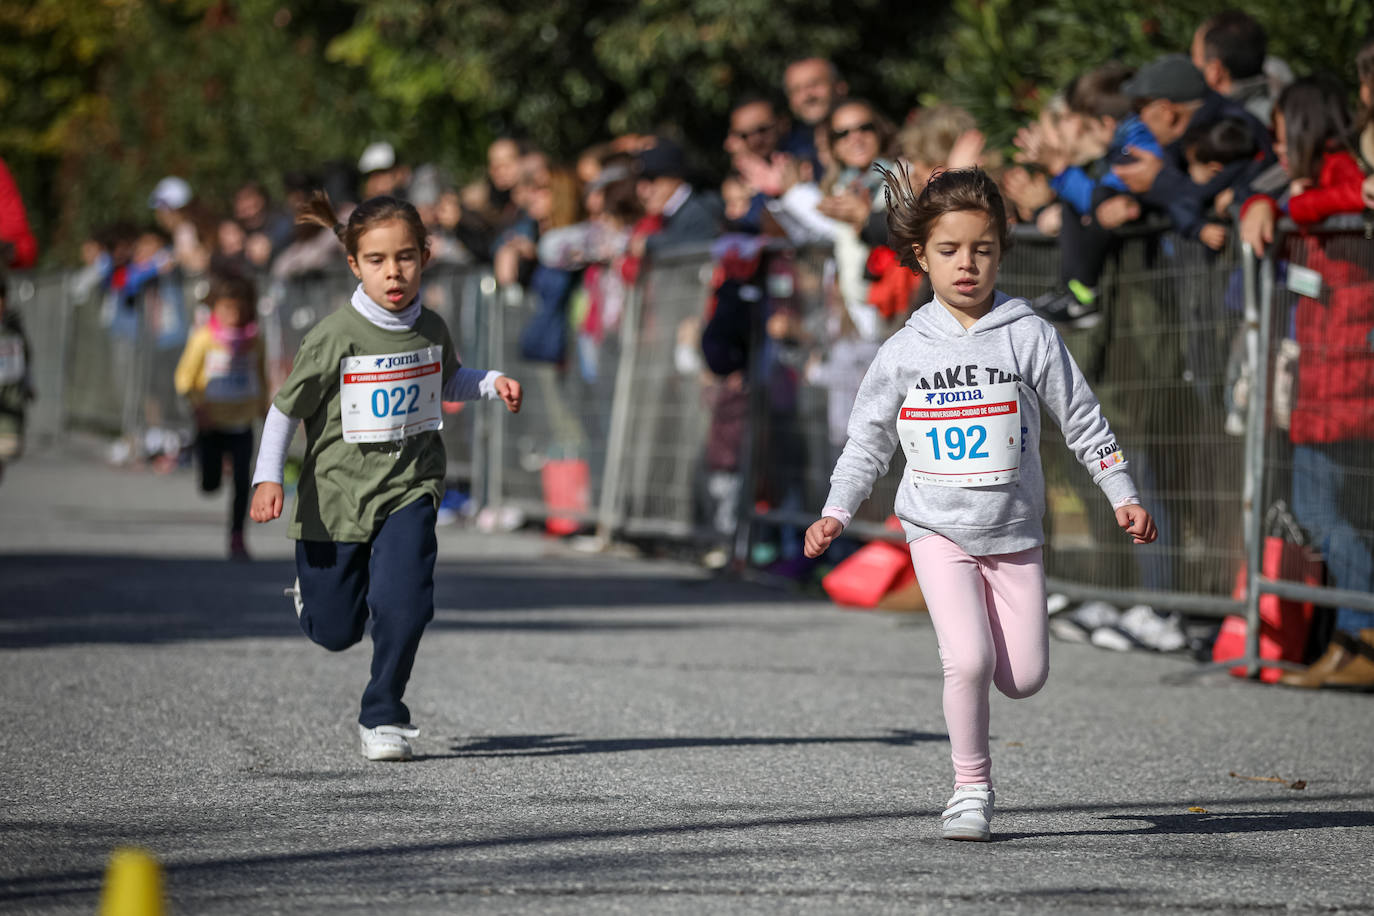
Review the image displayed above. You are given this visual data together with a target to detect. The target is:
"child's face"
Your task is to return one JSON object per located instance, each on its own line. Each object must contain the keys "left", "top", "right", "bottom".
{"left": 212, "top": 297, "right": 250, "bottom": 328}
{"left": 347, "top": 218, "right": 429, "bottom": 312}
{"left": 1185, "top": 148, "right": 1222, "bottom": 186}
{"left": 913, "top": 209, "right": 1001, "bottom": 323}
{"left": 722, "top": 177, "right": 752, "bottom": 220}
{"left": 1073, "top": 115, "right": 1115, "bottom": 161}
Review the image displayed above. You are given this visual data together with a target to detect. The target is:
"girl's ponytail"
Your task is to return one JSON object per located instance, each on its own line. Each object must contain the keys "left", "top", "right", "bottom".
{"left": 297, "top": 190, "right": 346, "bottom": 242}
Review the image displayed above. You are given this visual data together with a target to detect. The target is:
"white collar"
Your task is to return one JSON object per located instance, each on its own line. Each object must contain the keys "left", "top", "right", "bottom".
{"left": 662, "top": 183, "right": 692, "bottom": 218}
{"left": 350, "top": 284, "right": 420, "bottom": 331}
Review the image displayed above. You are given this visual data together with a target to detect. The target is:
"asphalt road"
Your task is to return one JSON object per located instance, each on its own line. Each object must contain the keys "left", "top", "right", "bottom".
{"left": 1, "top": 447, "right": 1370, "bottom": 914}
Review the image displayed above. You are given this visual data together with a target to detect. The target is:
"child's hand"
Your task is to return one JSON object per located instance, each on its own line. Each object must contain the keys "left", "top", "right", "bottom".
{"left": 250, "top": 482, "right": 284, "bottom": 523}
{"left": 1199, "top": 223, "right": 1228, "bottom": 251}
{"left": 1363, "top": 174, "right": 1374, "bottom": 209}
{"left": 804, "top": 517, "right": 844, "bottom": 558}
{"left": 1094, "top": 194, "right": 1140, "bottom": 229}
{"left": 1115, "top": 504, "right": 1157, "bottom": 545}
{"left": 494, "top": 375, "right": 522, "bottom": 413}
{"left": 1111, "top": 147, "right": 1163, "bottom": 194}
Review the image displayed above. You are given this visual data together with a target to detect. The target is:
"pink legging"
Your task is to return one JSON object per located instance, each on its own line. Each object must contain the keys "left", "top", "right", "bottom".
{"left": 909, "top": 534, "right": 1049, "bottom": 787}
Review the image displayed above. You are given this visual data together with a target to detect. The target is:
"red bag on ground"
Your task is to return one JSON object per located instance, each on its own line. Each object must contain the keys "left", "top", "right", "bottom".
{"left": 822, "top": 540, "right": 916, "bottom": 609}
{"left": 541, "top": 458, "right": 590, "bottom": 536}
{"left": 1213, "top": 536, "right": 1324, "bottom": 682}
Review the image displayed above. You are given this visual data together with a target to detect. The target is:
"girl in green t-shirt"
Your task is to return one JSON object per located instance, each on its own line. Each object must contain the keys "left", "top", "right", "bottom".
{"left": 250, "top": 193, "right": 522, "bottom": 761}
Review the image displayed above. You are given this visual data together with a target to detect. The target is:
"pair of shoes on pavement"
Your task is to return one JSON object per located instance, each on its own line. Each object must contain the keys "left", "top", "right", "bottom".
{"left": 1095, "top": 604, "right": 1188, "bottom": 653}
{"left": 359, "top": 723, "right": 420, "bottom": 761}
{"left": 942, "top": 783, "right": 995, "bottom": 841}
{"left": 1049, "top": 600, "right": 1187, "bottom": 652}
{"left": 1032, "top": 281, "right": 1100, "bottom": 329}
{"left": 1048, "top": 598, "right": 1119, "bottom": 644}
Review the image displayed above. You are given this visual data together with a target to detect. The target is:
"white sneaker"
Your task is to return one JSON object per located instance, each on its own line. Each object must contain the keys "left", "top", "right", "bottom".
{"left": 359, "top": 723, "right": 419, "bottom": 761}
{"left": 284, "top": 578, "right": 303, "bottom": 618}
{"left": 1117, "top": 604, "right": 1188, "bottom": 652}
{"left": 941, "top": 783, "right": 995, "bottom": 841}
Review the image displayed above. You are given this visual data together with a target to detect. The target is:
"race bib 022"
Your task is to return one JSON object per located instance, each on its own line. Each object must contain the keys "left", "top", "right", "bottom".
{"left": 339, "top": 346, "right": 444, "bottom": 444}
{"left": 897, "top": 381, "right": 1021, "bottom": 488}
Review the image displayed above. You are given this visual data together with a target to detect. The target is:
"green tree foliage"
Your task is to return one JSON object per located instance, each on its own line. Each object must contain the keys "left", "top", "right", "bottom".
{"left": 3, "top": 0, "right": 1371, "bottom": 263}
{"left": 326, "top": 0, "right": 948, "bottom": 167}
{"left": 939, "top": 0, "right": 1374, "bottom": 145}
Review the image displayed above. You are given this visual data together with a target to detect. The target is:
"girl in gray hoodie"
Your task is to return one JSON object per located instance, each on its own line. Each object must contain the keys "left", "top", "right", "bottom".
{"left": 804, "top": 167, "right": 1157, "bottom": 841}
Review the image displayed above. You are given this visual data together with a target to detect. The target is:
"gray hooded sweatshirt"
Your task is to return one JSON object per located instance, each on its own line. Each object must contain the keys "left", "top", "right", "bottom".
{"left": 824, "top": 292, "right": 1138, "bottom": 556}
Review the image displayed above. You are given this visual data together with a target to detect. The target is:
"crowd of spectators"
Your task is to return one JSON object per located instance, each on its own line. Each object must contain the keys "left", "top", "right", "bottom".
{"left": 10, "top": 10, "right": 1374, "bottom": 684}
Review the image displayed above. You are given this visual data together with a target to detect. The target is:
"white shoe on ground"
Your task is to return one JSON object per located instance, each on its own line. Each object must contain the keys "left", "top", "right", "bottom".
{"left": 941, "top": 783, "right": 995, "bottom": 841}
{"left": 1117, "top": 604, "right": 1188, "bottom": 652}
{"left": 285, "top": 578, "right": 303, "bottom": 618}
{"left": 358, "top": 723, "right": 419, "bottom": 761}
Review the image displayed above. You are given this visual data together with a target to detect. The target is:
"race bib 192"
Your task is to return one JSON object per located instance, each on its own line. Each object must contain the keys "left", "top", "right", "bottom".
{"left": 339, "top": 346, "right": 444, "bottom": 444}
{"left": 897, "top": 381, "right": 1021, "bottom": 488}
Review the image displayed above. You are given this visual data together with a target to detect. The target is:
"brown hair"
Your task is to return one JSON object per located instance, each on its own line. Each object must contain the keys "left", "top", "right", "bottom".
{"left": 297, "top": 191, "right": 429, "bottom": 257}
{"left": 546, "top": 168, "right": 585, "bottom": 230}
{"left": 205, "top": 271, "right": 258, "bottom": 321}
{"left": 897, "top": 104, "right": 978, "bottom": 168}
{"left": 1357, "top": 40, "right": 1374, "bottom": 133}
{"left": 1065, "top": 62, "right": 1136, "bottom": 121}
{"left": 877, "top": 165, "right": 1011, "bottom": 274}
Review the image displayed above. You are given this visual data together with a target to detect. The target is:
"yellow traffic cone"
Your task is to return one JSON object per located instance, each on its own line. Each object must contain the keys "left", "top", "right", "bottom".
{"left": 99, "top": 847, "right": 165, "bottom": 916}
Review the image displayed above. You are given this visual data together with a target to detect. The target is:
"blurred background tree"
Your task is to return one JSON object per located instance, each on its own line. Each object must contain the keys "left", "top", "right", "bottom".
{"left": 2, "top": 0, "right": 1370, "bottom": 263}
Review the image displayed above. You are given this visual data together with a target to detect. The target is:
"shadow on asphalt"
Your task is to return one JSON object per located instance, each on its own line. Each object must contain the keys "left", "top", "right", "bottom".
{"left": 5, "top": 793, "right": 1373, "bottom": 904}
{"left": 425, "top": 729, "right": 948, "bottom": 758}
{"left": 0, "top": 553, "right": 807, "bottom": 649}
{"left": 995, "top": 807, "right": 1374, "bottom": 839}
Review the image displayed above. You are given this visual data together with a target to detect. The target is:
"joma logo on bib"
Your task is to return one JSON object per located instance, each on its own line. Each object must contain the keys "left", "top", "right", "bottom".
{"left": 924, "top": 389, "right": 985, "bottom": 406}
{"left": 374, "top": 353, "right": 422, "bottom": 369}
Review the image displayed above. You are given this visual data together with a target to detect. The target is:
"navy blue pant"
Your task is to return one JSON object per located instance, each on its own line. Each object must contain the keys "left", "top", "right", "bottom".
{"left": 295, "top": 497, "right": 437, "bottom": 728}
{"left": 197, "top": 428, "right": 253, "bottom": 535}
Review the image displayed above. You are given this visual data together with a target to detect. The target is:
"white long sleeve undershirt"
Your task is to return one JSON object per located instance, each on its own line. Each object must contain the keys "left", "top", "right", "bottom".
{"left": 251, "top": 286, "right": 504, "bottom": 486}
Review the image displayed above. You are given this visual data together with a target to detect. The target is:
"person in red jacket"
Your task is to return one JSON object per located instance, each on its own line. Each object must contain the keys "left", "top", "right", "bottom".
{"left": 1240, "top": 77, "right": 1374, "bottom": 690}
{"left": 0, "top": 159, "right": 37, "bottom": 270}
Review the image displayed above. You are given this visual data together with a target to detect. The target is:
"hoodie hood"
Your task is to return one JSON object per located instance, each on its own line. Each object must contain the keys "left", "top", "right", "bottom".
{"left": 905, "top": 291, "right": 1036, "bottom": 339}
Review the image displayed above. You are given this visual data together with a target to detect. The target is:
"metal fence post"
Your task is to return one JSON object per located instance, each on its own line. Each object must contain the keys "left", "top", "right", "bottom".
{"left": 1239, "top": 241, "right": 1273, "bottom": 678}
{"left": 593, "top": 281, "right": 644, "bottom": 543}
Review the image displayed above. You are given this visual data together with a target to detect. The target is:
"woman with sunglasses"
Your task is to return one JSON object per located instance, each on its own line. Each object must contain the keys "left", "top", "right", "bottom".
{"left": 817, "top": 99, "right": 899, "bottom": 341}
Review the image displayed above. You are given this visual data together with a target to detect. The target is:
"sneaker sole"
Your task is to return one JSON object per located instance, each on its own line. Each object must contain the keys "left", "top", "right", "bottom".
{"left": 942, "top": 826, "right": 991, "bottom": 841}
{"left": 361, "top": 742, "right": 413, "bottom": 762}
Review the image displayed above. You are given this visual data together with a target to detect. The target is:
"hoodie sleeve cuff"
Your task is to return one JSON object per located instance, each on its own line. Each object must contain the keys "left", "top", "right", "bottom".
{"left": 1097, "top": 470, "right": 1139, "bottom": 509}
{"left": 822, "top": 506, "right": 852, "bottom": 529}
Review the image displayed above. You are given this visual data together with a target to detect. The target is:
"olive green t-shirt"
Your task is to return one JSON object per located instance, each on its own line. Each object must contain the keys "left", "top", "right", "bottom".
{"left": 273, "top": 304, "right": 458, "bottom": 542}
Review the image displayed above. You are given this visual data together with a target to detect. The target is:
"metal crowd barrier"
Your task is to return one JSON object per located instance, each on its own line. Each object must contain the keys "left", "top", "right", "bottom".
{"left": 11, "top": 217, "right": 1372, "bottom": 648}
{"left": 1230, "top": 215, "right": 1374, "bottom": 675}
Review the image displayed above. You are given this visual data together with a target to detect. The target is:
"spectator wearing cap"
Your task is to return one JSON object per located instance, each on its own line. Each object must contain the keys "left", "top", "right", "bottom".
{"left": 633, "top": 139, "right": 722, "bottom": 256}
{"left": 1190, "top": 10, "right": 1288, "bottom": 126}
{"left": 1112, "top": 53, "right": 1274, "bottom": 242}
{"left": 149, "top": 176, "right": 211, "bottom": 276}
{"left": 0, "top": 158, "right": 37, "bottom": 269}
{"left": 358, "top": 141, "right": 410, "bottom": 200}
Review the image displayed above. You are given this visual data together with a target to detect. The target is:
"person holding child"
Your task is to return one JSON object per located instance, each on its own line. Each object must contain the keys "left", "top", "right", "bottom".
{"left": 804, "top": 167, "right": 1156, "bottom": 840}
{"left": 249, "top": 193, "right": 523, "bottom": 760}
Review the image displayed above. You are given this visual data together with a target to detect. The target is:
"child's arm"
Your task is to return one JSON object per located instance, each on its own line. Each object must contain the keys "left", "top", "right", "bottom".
{"left": 173, "top": 330, "right": 207, "bottom": 402}
{"left": 1033, "top": 326, "right": 1140, "bottom": 511}
{"left": 249, "top": 405, "right": 299, "bottom": 522}
{"left": 442, "top": 368, "right": 522, "bottom": 412}
{"left": 1288, "top": 155, "right": 1366, "bottom": 224}
{"left": 806, "top": 348, "right": 904, "bottom": 557}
